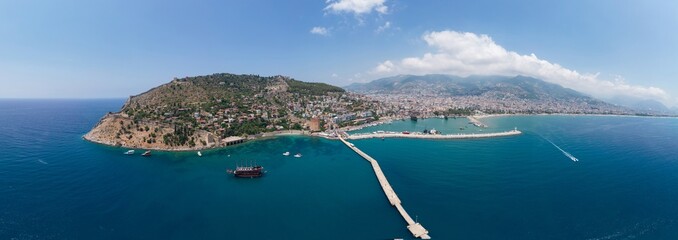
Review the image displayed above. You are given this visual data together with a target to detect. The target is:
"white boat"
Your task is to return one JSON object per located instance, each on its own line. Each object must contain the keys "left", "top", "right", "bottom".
{"left": 282, "top": 151, "right": 290, "bottom": 156}
{"left": 124, "top": 150, "right": 135, "bottom": 155}
{"left": 197, "top": 151, "right": 202, "bottom": 157}
{"left": 294, "top": 153, "right": 302, "bottom": 158}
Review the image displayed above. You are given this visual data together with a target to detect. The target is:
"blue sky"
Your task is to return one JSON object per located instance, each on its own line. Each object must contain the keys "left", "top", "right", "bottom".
{"left": 1, "top": 0, "right": 677, "bottom": 106}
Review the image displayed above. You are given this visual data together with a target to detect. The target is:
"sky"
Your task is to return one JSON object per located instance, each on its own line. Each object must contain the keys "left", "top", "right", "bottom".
{"left": 1, "top": 0, "right": 677, "bottom": 107}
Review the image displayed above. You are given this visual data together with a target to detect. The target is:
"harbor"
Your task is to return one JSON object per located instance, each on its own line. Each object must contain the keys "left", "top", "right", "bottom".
{"left": 338, "top": 134, "right": 431, "bottom": 239}
{"left": 346, "top": 129, "right": 521, "bottom": 140}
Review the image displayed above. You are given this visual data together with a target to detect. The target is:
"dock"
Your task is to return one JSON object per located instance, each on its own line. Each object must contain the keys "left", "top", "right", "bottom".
{"left": 467, "top": 116, "right": 487, "bottom": 128}
{"left": 338, "top": 135, "right": 431, "bottom": 239}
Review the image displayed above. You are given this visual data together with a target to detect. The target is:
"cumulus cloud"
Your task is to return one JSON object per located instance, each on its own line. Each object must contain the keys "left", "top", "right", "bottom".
{"left": 373, "top": 60, "right": 394, "bottom": 74}
{"left": 373, "top": 30, "right": 675, "bottom": 106}
{"left": 324, "top": 0, "right": 388, "bottom": 15}
{"left": 375, "top": 21, "right": 391, "bottom": 33}
{"left": 310, "top": 26, "right": 329, "bottom": 36}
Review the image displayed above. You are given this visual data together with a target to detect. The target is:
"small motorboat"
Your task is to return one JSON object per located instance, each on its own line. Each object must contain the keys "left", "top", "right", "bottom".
{"left": 197, "top": 151, "right": 202, "bottom": 157}
{"left": 294, "top": 153, "right": 302, "bottom": 158}
{"left": 282, "top": 151, "right": 290, "bottom": 156}
{"left": 141, "top": 150, "right": 151, "bottom": 157}
{"left": 124, "top": 150, "right": 135, "bottom": 155}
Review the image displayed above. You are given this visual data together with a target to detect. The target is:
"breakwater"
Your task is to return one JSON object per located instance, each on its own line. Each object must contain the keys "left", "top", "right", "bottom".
{"left": 346, "top": 129, "right": 522, "bottom": 140}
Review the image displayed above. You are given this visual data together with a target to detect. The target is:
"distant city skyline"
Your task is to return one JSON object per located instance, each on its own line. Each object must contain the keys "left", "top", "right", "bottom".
{"left": 1, "top": 0, "right": 677, "bottom": 107}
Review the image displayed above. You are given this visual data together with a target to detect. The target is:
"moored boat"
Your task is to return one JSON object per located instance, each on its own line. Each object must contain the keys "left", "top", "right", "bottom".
{"left": 283, "top": 151, "right": 290, "bottom": 156}
{"left": 197, "top": 151, "right": 202, "bottom": 157}
{"left": 141, "top": 150, "right": 151, "bottom": 156}
{"left": 124, "top": 150, "right": 135, "bottom": 155}
{"left": 294, "top": 153, "right": 302, "bottom": 158}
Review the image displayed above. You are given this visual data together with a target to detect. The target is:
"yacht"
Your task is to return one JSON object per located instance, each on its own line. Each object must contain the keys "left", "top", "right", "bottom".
{"left": 294, "top": 153, "right": 302, "bottom": 158}
{"left": 141, "top": 150, "right": 151, "bottom": 157}
{"left": 227, "top": 165, "right": 264, "bottom": 178}
{"left": 283, "top": 151, "right": 290, "bottom": 156}
{"left": 124, "top": 150, "right": 135, "bottom": 155}
{"left": 197, "top": 151, "right": 202, "bottom": 157}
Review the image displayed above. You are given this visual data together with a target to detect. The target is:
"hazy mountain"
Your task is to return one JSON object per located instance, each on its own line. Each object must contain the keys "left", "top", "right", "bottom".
{"left": 345, "top": 74, "right": 632, "bottom": 113}
{"left": 606, "top": 96, "right": 671, "bottom": 114}
{"left": 347, "top": 74, "right": 589, "bottom": 100}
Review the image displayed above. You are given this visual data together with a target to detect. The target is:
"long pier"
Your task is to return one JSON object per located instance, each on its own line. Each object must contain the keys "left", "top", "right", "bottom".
{"left": 338, "top": 135, "right": 431, "bottom": 239}
{"left": 347, "top": 129, "right": 521, "bottom": 140}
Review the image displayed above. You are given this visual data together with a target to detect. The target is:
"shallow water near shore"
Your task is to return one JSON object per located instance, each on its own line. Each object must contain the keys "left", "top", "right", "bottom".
{"left": 2, "top": 99, "right": 678, "bottom": 239}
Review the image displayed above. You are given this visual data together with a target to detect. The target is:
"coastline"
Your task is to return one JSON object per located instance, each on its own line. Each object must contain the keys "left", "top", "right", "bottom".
{"left": 83, "top": 129, "right": 339, "bottom": 152}
{"left": 473, "top": 113, "right": 678, "bottom": 120}
{"left": 346, "top": 129, "right": 521, "bottom": 140}
{"left": 84, "top": 113, "right": 672, "bottom": 152}
{"left": 82, "top": 115, "right": 499, "bottom": 151}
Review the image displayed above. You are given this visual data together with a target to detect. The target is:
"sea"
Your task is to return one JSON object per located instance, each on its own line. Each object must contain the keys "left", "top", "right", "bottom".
{"left": 1, "top": 99, "right": 677, "bottom": 239}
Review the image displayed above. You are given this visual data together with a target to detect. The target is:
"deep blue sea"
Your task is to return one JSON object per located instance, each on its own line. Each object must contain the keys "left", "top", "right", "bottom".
{"left": 1, "top": 100, "right": 678, "bottom": 239}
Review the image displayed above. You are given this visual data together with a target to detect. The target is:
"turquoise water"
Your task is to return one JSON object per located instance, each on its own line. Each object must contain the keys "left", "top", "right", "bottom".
{"left": 352, "top": 117, "right": 479, "bottom": 135}
{"left": 1, "top": 100, "right": 678, "bottom": 239}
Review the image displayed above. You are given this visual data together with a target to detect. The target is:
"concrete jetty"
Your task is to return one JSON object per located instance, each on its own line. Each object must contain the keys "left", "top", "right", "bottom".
{"left": 467, "top": 116, "right": 488, "bottom": 128}
{"left": 338, "top": 135, "right": 431, "bottom": 239}
{"left": 347, "top": 129, "right": 521, "bottom": 140}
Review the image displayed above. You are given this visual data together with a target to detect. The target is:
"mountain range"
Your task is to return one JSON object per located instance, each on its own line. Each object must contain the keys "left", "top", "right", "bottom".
{"left": 347, "top": 74, "right": 589, "bottom": 99}
{"left": 345, "top": 74, "right": 636, "bottom": 114}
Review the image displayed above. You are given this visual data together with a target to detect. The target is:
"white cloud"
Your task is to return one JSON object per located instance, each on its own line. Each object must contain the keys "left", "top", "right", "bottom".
{"left": 372, "top": 30, "right": 676, "bottom": 107}
{"left": 373, "top": 60, "right": 394, "bottom": 74}
{"left": 310, "top": 26, "right": 329, "bottom": 36}
{"left": 375, "top": 21, "right": 391, "bottom": 33}
{"left": 325, "top": 0, "right": 388, "bottom": 15}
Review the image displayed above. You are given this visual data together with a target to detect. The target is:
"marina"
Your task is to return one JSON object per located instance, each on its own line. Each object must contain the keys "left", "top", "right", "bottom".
{"left": 346, "top": 129, "right": 521, "bottom": 140}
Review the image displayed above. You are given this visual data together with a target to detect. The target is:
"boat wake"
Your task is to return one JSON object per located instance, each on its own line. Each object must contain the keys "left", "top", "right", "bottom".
{"left": 543, "top": 137, "right": 579, "bottom": 162}
{"left": 37, "top": 159, "right": 49, "bottom": 164}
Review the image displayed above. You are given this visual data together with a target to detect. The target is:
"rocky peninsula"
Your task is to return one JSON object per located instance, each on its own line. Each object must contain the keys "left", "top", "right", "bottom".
{"left": 84, "top": 73, "right": 382, "bottom": 151}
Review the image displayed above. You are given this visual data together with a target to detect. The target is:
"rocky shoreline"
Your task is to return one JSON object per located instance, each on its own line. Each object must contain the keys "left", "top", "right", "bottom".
{"left": 83, "top": 113, "right": 340, "bottom": 152}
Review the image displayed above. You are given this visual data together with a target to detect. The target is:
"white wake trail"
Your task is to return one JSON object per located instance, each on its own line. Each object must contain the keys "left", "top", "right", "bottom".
{"left": 544, "top": 138, "right": 579, "bottom": 162}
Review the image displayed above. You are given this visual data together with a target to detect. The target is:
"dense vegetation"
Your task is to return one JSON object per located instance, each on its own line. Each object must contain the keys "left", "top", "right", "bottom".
{"left": 285, "top": 79, "right": 345, "bottom": 95}
{"left": 112, "top": 73, "right": 358, "bottom": 148}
